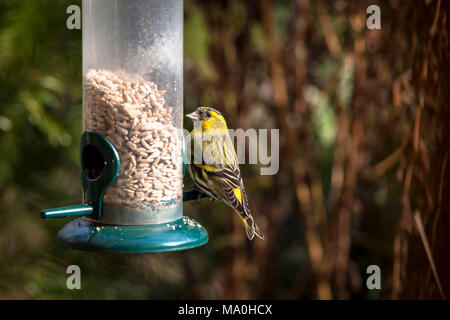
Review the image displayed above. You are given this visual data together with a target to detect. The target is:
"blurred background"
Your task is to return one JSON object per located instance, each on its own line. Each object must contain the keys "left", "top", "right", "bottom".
{"left": 0, "top": 0, "right": 449, "bottom": 299}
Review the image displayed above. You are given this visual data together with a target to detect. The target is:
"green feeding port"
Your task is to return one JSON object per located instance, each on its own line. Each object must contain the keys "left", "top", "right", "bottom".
{"left": 40, "top": 0, "right": 209, "bottom": 253}
{"left": 82, "top": 144, "right": 105, "bottom": 180}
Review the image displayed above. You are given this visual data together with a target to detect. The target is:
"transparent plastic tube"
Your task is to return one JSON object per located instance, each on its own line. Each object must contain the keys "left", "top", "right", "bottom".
{"left": 82, "top": 0, "right": 183, "bottom": 224}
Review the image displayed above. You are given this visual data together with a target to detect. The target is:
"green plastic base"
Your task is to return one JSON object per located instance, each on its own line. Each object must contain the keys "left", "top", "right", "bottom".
{"left": 57, "top": 217, "right": 208, "bottom": 253}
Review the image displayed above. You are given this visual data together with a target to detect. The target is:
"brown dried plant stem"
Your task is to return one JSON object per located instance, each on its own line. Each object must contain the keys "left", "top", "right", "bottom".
{"left": 261, "top": 0, "right": 332, "bottom": 299}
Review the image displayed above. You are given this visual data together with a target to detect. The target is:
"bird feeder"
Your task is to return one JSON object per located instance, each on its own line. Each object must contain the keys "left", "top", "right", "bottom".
{"left": 40, "top": 0, "right": 208, "bottom": 253}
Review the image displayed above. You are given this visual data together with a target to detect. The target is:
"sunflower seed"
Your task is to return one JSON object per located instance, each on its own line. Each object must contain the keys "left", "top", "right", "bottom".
{"left": 84, "top": 69, "right": 182, "bottom": 208}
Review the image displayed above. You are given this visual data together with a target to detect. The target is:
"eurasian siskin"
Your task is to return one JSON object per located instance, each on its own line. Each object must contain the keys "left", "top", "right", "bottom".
{"left": 186, "top": 107, "right": 264, "bottom": 240}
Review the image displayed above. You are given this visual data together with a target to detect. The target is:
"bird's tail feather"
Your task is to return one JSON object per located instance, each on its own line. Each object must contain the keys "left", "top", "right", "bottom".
{"left": 242, "top": 216, "right": 264, "bottom": 240}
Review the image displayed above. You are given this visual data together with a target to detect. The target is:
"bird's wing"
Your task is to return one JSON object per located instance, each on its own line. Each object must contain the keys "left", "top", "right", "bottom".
{"left": 187, "top": 129, "right": 249, "bottom": 214}
{"left": 204, "top": 165, "right": 250, "bottom": 216}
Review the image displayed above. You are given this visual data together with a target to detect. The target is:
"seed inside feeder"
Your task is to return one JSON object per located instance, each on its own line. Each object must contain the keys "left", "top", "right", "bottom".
{"left": 84, "top": 69, "right": 182, "bottom": 209}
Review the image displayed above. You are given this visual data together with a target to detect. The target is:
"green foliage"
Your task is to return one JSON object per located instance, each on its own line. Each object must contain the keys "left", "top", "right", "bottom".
{"left": 184, "top": 2, "right": 214, "bottom": 81}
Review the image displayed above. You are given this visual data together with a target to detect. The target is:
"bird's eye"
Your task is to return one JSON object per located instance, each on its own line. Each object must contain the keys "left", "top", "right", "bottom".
{"left": 206, "top": 112, "right": 212, "bottom": 118}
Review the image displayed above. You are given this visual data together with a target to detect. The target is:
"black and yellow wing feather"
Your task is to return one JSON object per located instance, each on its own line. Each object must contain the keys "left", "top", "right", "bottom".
{"left": 187, "top": 136, "right": 264, "bottom": 240}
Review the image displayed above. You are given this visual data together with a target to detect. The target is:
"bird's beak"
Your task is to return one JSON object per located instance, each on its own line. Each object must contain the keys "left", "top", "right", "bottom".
{"left": 186, "top": 111, "right": 200, "bottom": 121}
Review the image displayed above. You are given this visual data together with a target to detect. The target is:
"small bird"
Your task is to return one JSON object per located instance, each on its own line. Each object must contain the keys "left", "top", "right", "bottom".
{"left": 186, "top": 107, "right": 264, "bottom": 240}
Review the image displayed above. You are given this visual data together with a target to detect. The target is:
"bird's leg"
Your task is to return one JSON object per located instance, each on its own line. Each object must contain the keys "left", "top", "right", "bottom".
{"left": 191, "top": 185, "right": 206, "bottom": 202}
